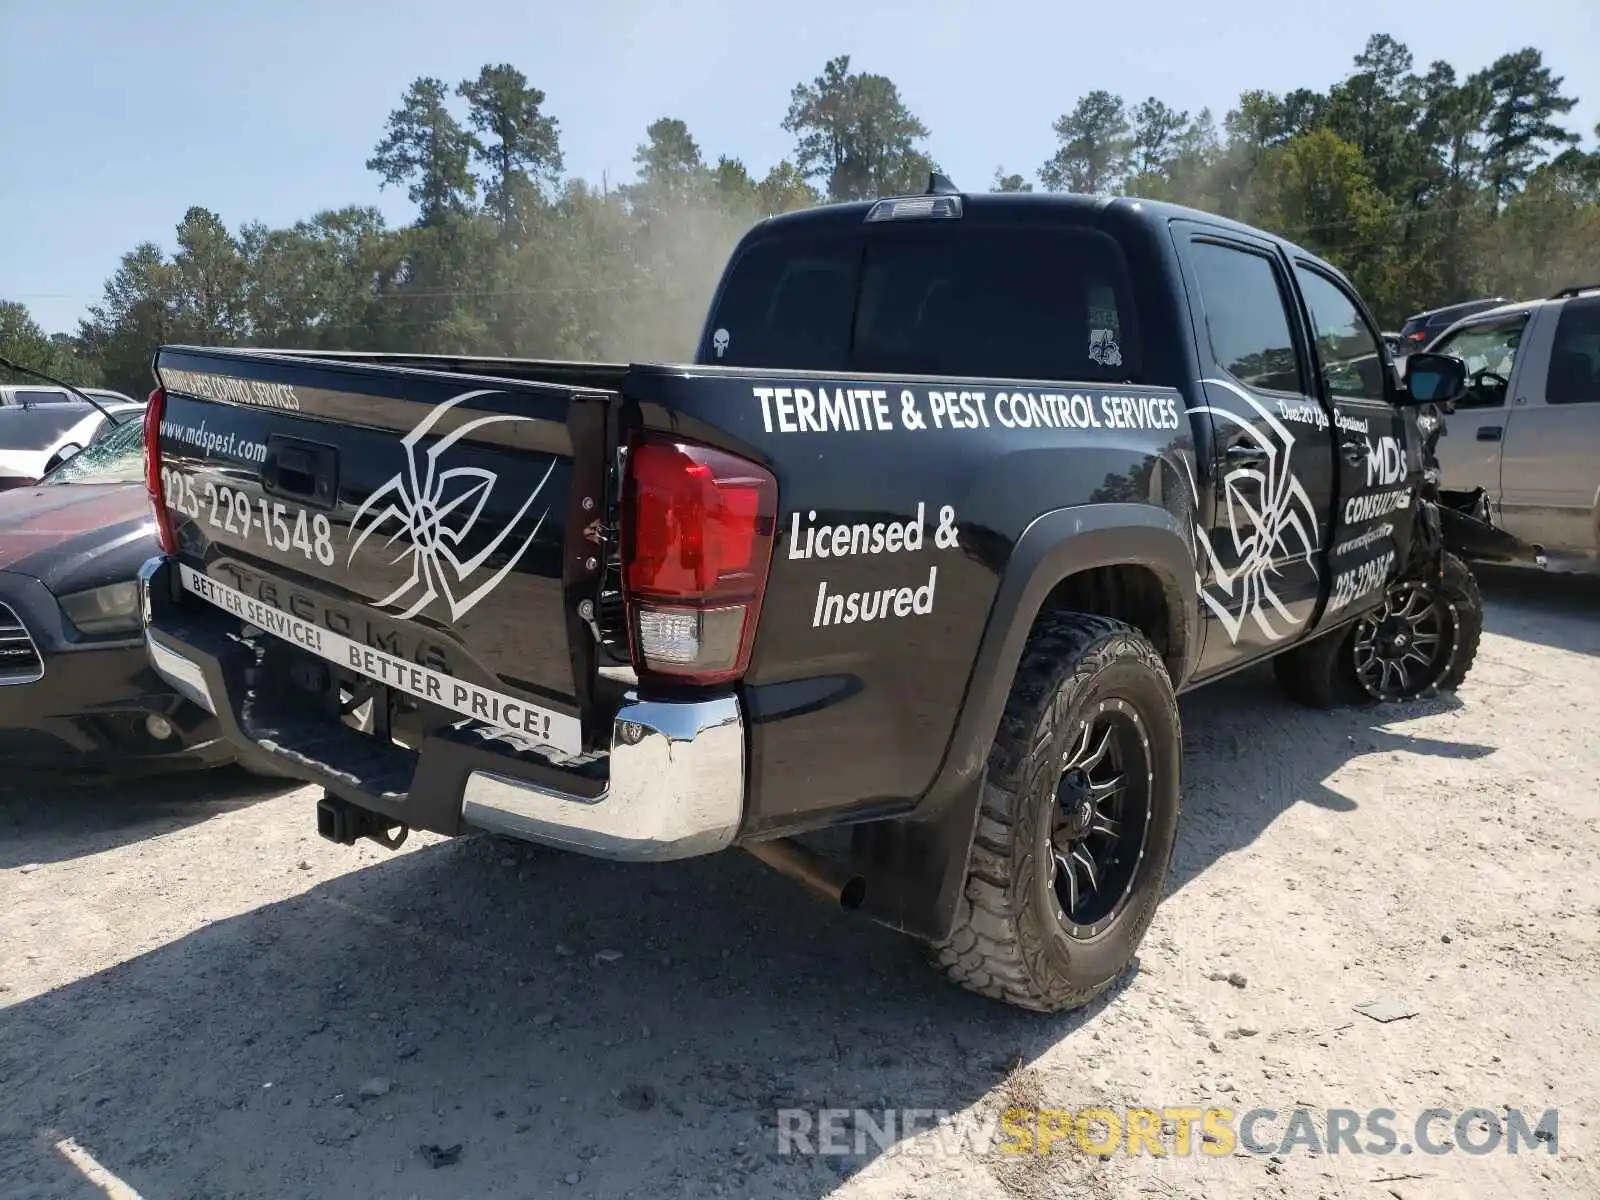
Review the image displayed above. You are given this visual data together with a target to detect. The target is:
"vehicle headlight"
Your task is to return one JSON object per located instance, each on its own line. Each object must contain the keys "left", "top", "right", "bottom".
{"left": 60, "top": 581, "right": 142, "bottom": 636}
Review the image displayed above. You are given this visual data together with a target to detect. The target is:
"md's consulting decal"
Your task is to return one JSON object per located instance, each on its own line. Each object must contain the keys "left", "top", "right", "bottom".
{"left": 792, "top": 502, "right": 962, "bottom": 627}
{"left": 348, "top": 389, "right": 557, "bottom": 622}
{"left": 750, "top": 383, "right": 1183, "bottom": 435}
{"left": 1328, "top": 422, "right": 1412, "bottom": 615}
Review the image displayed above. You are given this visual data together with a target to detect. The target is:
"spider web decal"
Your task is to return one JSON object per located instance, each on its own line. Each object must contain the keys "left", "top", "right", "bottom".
{"left": 1182, "top": 377, "right": 1322, "bottom": 644}
{"left": 347, "top": 388, "right": 557, "bottom": 622}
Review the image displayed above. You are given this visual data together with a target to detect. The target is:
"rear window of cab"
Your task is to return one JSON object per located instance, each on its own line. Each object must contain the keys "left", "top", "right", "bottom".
{"left": 703, "top": 225, "right": 1141, "bottom": 384}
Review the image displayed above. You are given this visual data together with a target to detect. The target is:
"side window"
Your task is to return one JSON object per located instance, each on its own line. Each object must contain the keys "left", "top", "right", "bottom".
{"left": 1188, "top": 240, "right": 1305, "bottom": 393}
{"left": 1546, "top": 301, "right": 1600, "bottom": 405}
{"left": 1427, "top": 317, "right": 1527, "bottom": 409}
{"left": 13, "top": 388, "right": 74, "bottom": 405}
{"left": 1294, "top": 266, "right": 1386, "bottom": 402}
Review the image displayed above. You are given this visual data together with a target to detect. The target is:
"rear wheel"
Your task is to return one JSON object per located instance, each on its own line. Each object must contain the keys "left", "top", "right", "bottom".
{"left": 929, "top": 613, "right": 1182, "bottom": 1013}
{"left": 1271, "top": 623, "right": 1373, "bottom": 710}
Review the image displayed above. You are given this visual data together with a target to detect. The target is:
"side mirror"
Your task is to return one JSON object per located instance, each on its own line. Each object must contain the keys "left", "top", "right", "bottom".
{"left": 1401, "top": 351, "right": 1467, "bottom": 407}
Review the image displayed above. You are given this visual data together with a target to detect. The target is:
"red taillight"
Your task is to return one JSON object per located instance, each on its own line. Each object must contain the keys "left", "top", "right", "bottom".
{"left": 1406, "top": 330, "right": 1428, "bottom": 342}
{"left": 143, "top": 387, "right": 178, "bottom": 554}
{"left": 622, "top": 437, "right": 777, "bottom": 686}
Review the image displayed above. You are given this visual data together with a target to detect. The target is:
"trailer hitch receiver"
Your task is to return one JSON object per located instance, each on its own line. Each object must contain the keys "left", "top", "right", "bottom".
{"left": 316, "top": 793, "right": 409, "bottom": 850}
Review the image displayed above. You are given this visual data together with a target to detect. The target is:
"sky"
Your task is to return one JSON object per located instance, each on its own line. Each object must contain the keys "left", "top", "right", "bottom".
{"left": 2, "top": 0, "right": 1596, "bottom": 336}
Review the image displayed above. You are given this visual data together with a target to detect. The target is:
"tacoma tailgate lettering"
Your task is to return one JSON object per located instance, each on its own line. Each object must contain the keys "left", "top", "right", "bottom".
{"left": 176, "top": 564, "right": 581, "bottom": 755}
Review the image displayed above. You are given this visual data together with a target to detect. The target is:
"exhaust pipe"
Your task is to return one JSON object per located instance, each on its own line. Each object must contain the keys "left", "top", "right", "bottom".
{"left": 744, "top": 838, "right": 867, "bottom": 912}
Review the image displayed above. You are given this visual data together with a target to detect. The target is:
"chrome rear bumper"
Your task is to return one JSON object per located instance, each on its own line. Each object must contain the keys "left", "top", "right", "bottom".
{"left": 140, "top": 554, "right": 747, "bottom": 862}
{"left": 460, "top": 695, "right": 745, "bottom": 861}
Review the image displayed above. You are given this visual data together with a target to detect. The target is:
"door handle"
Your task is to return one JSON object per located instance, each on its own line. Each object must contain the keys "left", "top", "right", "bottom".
{"left": 1339, "top": 437, "right": 1365, "bottom": 466}
{"left": 1225, "top": 444, "right": 1268, "bottom": 465}
{"left": 1476, "top": 426, "right": 1503, "bottom": 443}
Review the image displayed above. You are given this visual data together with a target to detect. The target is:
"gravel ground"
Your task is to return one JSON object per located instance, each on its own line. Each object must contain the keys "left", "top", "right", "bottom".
{"left": 1, "top": 565, "right": 1596, "bottom": 1200}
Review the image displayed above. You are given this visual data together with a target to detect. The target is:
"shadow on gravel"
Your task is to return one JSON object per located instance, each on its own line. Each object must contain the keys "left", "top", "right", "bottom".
{"left": 1474, "top": 564, "right": 1600, "bottom": 657}
{"left": 0, "top": 830, "right": 1128, "bottom": 1200}
{"left": 0, "top": 608, "right": 1530, "bottom": 1199}
{"left": 1166, "top": 662, "right": 1497, "bottom": 896}
{"left": 0, "top": 766, "right": 295, "bottom": 870}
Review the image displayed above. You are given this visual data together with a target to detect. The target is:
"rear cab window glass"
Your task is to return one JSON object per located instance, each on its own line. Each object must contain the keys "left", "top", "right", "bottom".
{"left": 704, "top": 225, "right": 1140, "bottom": 382}
{"left": 1187, "top": 240, "right": 1305, "bottom": 393}
{"left": 705, "top": 239, "right": 857, "bottom": 372}
{"left": 1546, "top": 301, "right": 1600, "bottom": 405}
{"left": 12, "top": 388, "right": 75, "bottom": 405}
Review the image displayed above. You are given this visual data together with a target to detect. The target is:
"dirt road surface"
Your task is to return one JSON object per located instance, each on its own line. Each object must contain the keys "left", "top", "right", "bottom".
{"left": 2, "top": 566, "right": 1597, "bottom": 1200}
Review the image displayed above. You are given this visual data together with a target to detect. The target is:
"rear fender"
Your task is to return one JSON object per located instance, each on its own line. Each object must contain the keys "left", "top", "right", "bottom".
{"left": 850, "top": 502, "right": 1198, "bottom": 941}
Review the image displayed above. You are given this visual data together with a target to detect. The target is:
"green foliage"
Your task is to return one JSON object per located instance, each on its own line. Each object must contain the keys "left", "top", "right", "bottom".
{"left": 0, "top": 301, "right": 98, "bottom": 385}
{"left": 366, "top": 77, "right": 479, "bottom": 225}
{"left": 1479, "top": 48, "right": 1581, "bottom": 209}
{"left": 1041, "top": 90, "right": 1133, "bottom": 194}
{"left": 782, "top": 54, "right": 935, "bottom": 201}
{"left": 1129, "top": 99, "right": 1189, "bottom": 177}
{"left": 1043, "top": 35, "right": 1590, "bottom": 324}
{"left": 25, "top": 40, "right": 1594, "bottom": 393}
{"left": 457, "top": 64, "right": 564, "bottom": 235}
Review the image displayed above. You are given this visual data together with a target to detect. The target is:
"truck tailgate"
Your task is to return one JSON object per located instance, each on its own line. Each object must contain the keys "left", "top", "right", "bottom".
{"left": 151, "top": 348, "right": 615, "bottom": 761}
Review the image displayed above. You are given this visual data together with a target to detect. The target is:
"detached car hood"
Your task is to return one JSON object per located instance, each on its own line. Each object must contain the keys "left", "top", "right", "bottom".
{"left": 0, "top": 483, "right": 156, "bottom": 591}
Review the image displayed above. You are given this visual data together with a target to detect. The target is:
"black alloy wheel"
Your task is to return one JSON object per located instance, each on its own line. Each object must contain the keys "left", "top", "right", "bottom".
{"left": 1048, "top": 701, "right": 1153, "bottom": 940}
{"left": 1351, "top": 581, "right": 1458, "bottom": 702}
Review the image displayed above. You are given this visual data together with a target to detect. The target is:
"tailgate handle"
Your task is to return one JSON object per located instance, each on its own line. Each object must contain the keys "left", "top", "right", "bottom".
{"left": 263, "top": 436, "right": 338, "bottom": 508}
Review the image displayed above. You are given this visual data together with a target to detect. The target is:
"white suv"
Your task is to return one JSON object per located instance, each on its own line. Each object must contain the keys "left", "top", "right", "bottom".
{"left": 1427, "top": 285, "right": 1600, "bottom": 573}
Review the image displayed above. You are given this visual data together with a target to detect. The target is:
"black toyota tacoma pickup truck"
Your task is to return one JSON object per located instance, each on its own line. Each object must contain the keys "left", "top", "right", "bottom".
{"left": 137, "top": 182, "right": 1483, "bottom": 1013}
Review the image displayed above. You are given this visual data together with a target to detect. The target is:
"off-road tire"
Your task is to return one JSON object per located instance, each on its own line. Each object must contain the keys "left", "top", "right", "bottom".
{"left": 1421, "top": 551, "right": 1483, "bottom": 695}
{"left": 1274, "top": 550, "right": 1483, "bottom": 708}
{"left": 1271, "top": 623, "right": 1373, "bottom": 710}
{"left": 929, "top": 613, "right": 1182, "bottom": 1013}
